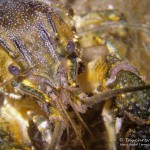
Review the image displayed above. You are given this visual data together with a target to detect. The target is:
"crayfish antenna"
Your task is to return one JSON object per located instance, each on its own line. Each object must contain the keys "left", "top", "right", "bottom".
{"left": 64, "top": 90, "right": 93, "bottom": 137}
{"left": 80, "top": 84, "right": 150, "bottom": 105}
{"left": 57, "top": 92, "right": 86, "bottom": 150}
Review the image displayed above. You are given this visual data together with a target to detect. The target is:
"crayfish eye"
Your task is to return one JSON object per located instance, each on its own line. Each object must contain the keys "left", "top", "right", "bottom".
{"left": 66, "top": 40, "right": 75, "bottom": 54}
{"left": 8, "top": 64, "right": 21, "bottom": 76}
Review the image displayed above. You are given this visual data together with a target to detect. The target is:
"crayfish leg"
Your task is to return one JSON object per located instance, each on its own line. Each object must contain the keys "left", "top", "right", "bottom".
{"left": 48, "top": 121, "right": 64, "bottom": 150}
{"left": 27, "top": 111, "right": 52, "bottom": 144}
{"left": 80, "top": 84, "right": 150, "bottom": 105}
{"left": 102, "top": 100, "right": 117, "bottom": 150}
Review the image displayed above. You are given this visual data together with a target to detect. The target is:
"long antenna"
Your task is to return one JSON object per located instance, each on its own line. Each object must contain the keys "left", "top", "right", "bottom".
{"left": 64, "top": 90, "right": 93, "bottom": 136}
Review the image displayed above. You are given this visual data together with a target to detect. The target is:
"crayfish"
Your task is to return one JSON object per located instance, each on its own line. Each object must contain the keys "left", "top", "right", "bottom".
{"left": 0, "top": 0, "right": 150, "bottom": 150}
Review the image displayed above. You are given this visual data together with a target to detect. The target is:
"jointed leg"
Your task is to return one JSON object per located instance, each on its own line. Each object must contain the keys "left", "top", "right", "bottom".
{"left": 102, "top": 100, "right": 117, "bottom": 150}
{"left": 80, "top": 84, "right": 150, "bottom": 105}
